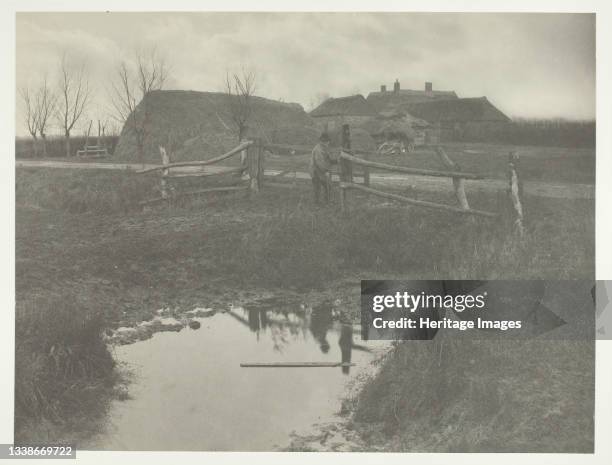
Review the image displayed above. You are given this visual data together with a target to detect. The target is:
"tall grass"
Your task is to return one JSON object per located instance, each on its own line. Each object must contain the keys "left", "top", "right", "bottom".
{"left": 16, "top": 168, "right": 155, "bottom": 214}
{"left": 15, "top": 293, "right": 115, "bottom": 443}
{"left": 353, "top": 338, "right": 594, "bottom": 452}
{"left": 223, "top": 191, "right": 593, "bottom": 292}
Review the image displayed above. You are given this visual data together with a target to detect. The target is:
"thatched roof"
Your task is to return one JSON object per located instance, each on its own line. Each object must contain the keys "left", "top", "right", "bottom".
{"left": 367, "top": 88, "right": 458, "bottom": 112}
{"left": 309, "top": 94, "right": 376, "bottom": 118}
{"left": 402, "top": 97, "right": 510, "bottom": 124}
{"left": 114, "top": 90, "right": 317, "bottom": 162}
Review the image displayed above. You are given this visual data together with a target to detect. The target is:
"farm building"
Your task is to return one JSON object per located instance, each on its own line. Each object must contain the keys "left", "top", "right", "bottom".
{"left": 403, "top": 97, "right": 511, "bottom": 140}
{"left": 114, "top": 90, "right": 319, "bottom": 163}
{"left": 309, "top": 94, "right": 377, "bottom": 133}
{"left": 366, "top": 80, "right": 458, "bottom": 112}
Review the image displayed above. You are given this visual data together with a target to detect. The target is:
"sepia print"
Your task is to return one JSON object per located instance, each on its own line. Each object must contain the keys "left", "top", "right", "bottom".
{"left": 14, "top": 12, "right": 595, "bottom": 452}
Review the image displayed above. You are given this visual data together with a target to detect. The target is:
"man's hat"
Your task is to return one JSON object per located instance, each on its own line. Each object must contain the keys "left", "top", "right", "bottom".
{"left": 319, "top": 132, "right": 331, "bottom": 142}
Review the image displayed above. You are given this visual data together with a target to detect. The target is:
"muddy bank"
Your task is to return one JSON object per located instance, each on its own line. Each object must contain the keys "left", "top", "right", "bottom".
{"left": 285, "top": 347, "right": 391, "bottom": 452}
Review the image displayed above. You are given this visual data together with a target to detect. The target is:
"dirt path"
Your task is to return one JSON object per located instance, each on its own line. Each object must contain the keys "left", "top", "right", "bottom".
{"left": 15, "top": 159, "right": 594, "bottom": 200}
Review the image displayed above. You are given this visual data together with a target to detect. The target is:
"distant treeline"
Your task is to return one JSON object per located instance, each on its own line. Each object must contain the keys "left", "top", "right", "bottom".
{"left": 15, "top": 135, "right": 120, "bottom": 159}
{"left": 463, "top": 118, "right": 596, "bottom": 148}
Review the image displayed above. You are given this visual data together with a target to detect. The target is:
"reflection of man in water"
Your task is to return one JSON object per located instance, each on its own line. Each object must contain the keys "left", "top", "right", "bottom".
{"left": 338, "top": 324, "right": 353, "bottom": 375}
{"left": 247, "top": 308, "right": 268, "bottom": 334}
{"left": 310, "top": 301, "right": 333, "bottom": 353}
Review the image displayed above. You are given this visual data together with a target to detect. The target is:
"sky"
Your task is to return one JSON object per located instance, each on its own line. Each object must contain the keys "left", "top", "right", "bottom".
{"left": 15, "top": 12, "right": 595, "bottom": 136}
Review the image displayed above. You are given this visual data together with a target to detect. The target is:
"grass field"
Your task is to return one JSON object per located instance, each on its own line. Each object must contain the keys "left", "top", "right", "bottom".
{"left": 15, "top": 165, "right": 595, "bottom": 448}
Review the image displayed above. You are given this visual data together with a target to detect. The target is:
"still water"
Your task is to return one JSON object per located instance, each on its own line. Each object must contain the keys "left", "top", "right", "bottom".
{"left": 87, "top": 303, "right": 384, "bottom": 451}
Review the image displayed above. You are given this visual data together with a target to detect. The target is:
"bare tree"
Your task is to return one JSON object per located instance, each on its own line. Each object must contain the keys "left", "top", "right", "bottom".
{"left": 110, "top": 50, "right": 168, "bottom": 162}
{"left": 19, "top": 87, "right": 39, "bottom": 157}
{"left": 35, "top": 76, "right": 57, "bottom": 158}
{"left": 57, "top": 53, "right": 90, "bottom": 157}
{"left": 223, "top": 67, "right": 256, "bottom": 142}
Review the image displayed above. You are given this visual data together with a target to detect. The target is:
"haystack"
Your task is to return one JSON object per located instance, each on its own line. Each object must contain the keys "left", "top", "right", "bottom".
{"left": 362, "top": 112, "right": 430, "bottom": 142}
{"left": 114, "top": 90, "right": 318, "bottom": 162}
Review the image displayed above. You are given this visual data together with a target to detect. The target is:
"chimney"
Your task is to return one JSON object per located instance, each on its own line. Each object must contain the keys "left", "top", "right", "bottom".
{"left": 380, "top": 85, "right": 387, "bottom": 93}
{"left": 393, "top": 79, "right": 400, "bottom": 93}
{"left": 425, "top": 82, "right": 433, "bottom": 93}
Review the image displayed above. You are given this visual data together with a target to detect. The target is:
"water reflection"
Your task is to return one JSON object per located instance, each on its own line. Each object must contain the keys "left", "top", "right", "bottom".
{"left": 310, "top": 301, "right": 333, "bottom": 354}
{"left": 230, "top": 300, "right": 371, "bottom": 375}
{"left": 87, "top": 301, "right": 385, "bottom": 451}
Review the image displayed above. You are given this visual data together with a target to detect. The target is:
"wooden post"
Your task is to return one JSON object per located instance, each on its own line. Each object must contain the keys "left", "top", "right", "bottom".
{"left": 362, "top": 150, "right": 371, "bottom": 187}
{"left": 435, "top": 146, "right": 470, "bottom": 210}
{"left": 257, "top": 139, "right": 265, "bottom": 189}
{"left": 339, "top": 124, "right": 353, "bottom": 211}
{"left": 247, "top": 139, "right": 264, "bottom": 193}
{"left": 239, "top": 139, "right": 248, "bottom": 167}
{"left": 340, "top": 124, "right": 353, "bottom": 183}
{"left": 508, "top": 151, "right": 524, "bottom": 236}
{"left": 159, "top": 146, "right": 170, "bottom": 200}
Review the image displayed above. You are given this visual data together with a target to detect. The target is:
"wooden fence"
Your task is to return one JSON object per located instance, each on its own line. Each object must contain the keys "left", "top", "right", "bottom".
{"left": 136, "top": 139, "right": 265, "bottom": 205}
{"left": 336, "top": 124, "right": 524, "bottom": 233}
{"left": 134, "top": 124, "right": 524, "bottom": 234}
{"left": 263, "top": 140, "right": 371, "bottom": 186}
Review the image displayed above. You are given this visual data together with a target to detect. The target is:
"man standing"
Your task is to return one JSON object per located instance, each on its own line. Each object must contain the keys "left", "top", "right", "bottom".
{"left": 310, "top": 132, "right": 337, "bottom": 204}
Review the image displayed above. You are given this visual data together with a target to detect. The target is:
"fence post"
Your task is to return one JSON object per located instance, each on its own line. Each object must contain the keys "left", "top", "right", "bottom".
{"left": 434, "top": 146, "right": 470, "bottom": 210}
{"left": 508, "top": 151, "right": 524, "bottom": 236}
{"left": 240, "top": 139, "right": 248, "bottom": 167}
{"left": 248, "top": 139, "right": 264, "bottom": 193}
{"left": 159, "top": 146, "right": 170, "bottom": 200}
{"left": 340, "top": 124, "right": 353, "bottom": 182}
{"left": 339, "top": 124, "right": 353, "bottom": 211}
{"left": 362, "top": 151, "right": 371, "bottom": 186}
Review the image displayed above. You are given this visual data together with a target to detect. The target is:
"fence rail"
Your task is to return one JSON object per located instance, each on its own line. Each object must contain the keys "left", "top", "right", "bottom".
{"left": 136, "top": 139, "right": 264, "bottom": 205}
{"left": 340, "top": 181, "right": 498, "bottom": 218}
{"left": 339, "top": 150, "right": 484, "bottom": 180}
{"left": 264, "top": 142, "right": 370, "bottom": 156}
{"left": 336, "top": 123, "right": 524, "bottom": 232}
{"left": 136, "top": 141, "right": 253, "bottom": 174}
{"left": 133, "top": 123, "right": 524, "bottom": 235}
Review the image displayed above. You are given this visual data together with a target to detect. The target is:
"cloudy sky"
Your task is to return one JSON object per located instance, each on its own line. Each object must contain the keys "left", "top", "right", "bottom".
{"left": 15, "top": 12, "right": 595, "bottom": 136}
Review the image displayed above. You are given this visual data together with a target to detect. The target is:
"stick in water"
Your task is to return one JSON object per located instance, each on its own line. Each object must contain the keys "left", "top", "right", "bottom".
{"left": 240, "top": 362, "right": 355, "bottom": 368}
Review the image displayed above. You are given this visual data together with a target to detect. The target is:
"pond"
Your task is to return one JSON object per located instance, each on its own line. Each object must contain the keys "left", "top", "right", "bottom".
{"left": 86, "top": 302, "right": 386, "bottom": 451}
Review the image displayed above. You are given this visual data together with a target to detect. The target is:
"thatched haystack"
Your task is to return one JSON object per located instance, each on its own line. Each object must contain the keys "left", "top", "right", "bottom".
{"left": 362, "top": 111, "right": 430, "bottom": 143}
{"left": 114, "top": 90, "right": 318, "bottom": 162}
